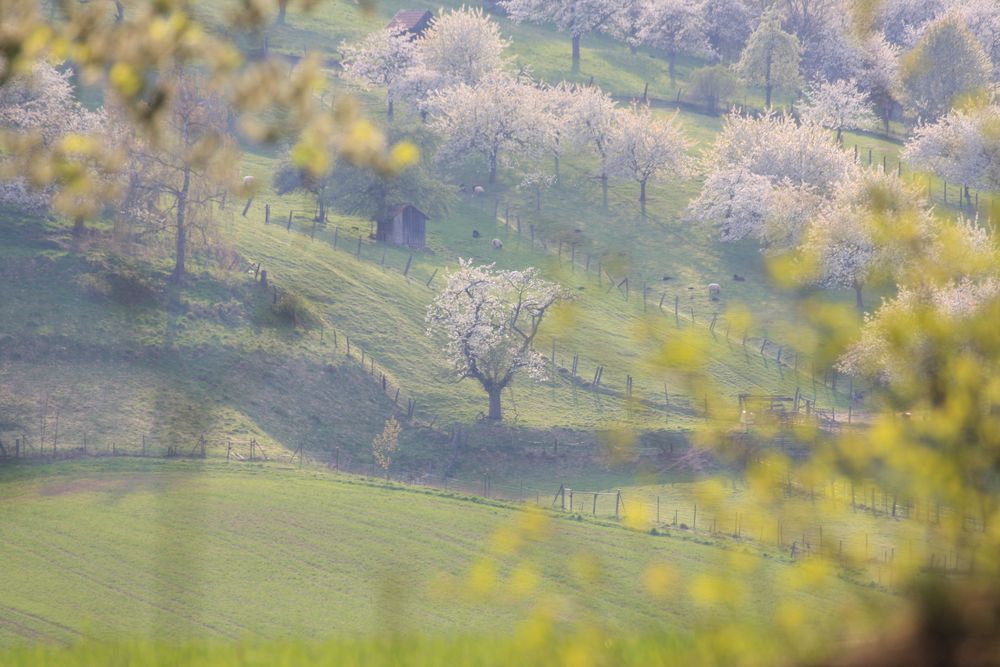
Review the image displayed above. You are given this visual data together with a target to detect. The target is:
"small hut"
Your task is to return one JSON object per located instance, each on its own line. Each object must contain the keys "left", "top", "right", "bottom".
{"left": 377, "top": 204, "right": 430, "bottom": 249}
{"left": 386, "top": 9, "right": 433, "bottom": 37}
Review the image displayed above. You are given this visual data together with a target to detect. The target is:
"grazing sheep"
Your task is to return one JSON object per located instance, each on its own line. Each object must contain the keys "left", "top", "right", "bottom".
{"left": 733, "top": 274, "right": 746, "bottom": 282}
{"left": 473, "top": 185, "right": 486, "bottom": 196}
{"left": 491, "top": 238, "right": 503, "bottom": 249}
{"left": 472, "top": 230, "right": 481, "bottom": 238}
{"left": 243, "top": 175, "right": 255, "bottom": 188}
{"left": 708, "top": 283, "right": 721, "bottom": 300}
{"left": 459, "top": 183, "right": 468, "bottom": 194}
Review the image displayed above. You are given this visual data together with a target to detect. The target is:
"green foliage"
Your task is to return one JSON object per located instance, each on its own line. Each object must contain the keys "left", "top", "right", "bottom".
{"left": 688, "top": 65, "right": 741, "bottom": 115}
{"left": 898, "top": 15, "right": 993, "bottom": 121}
{"left": 271, "top": 289, "right": 322, "bottom": 329}
{"left": 734, "top": 8, "right": 802, "bottom": 108}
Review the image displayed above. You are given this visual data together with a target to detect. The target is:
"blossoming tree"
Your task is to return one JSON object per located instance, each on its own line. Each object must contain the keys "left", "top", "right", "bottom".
{"left": 426, "top": 260, "right": 572, "bottom": 421}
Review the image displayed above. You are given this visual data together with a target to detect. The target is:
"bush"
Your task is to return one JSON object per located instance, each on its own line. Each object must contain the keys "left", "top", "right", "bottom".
{"left": 689, "top": 65, "right": 741, "bottom": 115}
{"left": 271, "top": 289, "right": 321, "bottom": 329}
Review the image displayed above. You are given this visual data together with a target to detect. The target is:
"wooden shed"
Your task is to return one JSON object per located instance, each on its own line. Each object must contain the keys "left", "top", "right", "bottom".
{"left": 377, "top": 204, "right": 430, "bottom": 248}
{"left": 386, "top": 9, "right": 433, "bottom": 37}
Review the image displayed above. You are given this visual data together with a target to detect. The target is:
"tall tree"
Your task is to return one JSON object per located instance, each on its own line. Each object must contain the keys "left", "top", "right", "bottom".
{"left": 427, "top": 73, "right": 545, "bottom": 184}
{"left": 797, "top": 78, "right": 876, "bottom": 143}
{"left": 607, "top": 105, "right": 690, "bottom": 214}
{"left": 0, "top": 61, "right": 106, "bottom": 229}
{"left": 904, "top": 104, "right": 1000, "bottom": 208}
{"left": 898, "top": 14, "right": 992, "bottom": 121}
{"left": 416, "top": 7, "right": 508, "bottom": 86}
{"left": 856, "top": 33, "right": 900, "bottom": 133}
{"left": 426, "top": 260, "right": 571, "bottom": 421}
{"left": 638, "top": 0, "right": 714, "bottom": 85}
{"left": 123, "top": 73, "right": 237, "bottom": 284}
{"left": 501, "top": 0, "right": 621, "bottom": 72}
{"left": 735, "top": 7, "right": 803, "bottom": 108}
{"left": 801, "top": 169, "right": 931, "bottom": 310}
{"left": 567, "top": 84, "right": 619, "bottom": 208}
{"left": 340, "top": 28, "right": 418, "bottom": 119}
{"left": 699, "top": 0, "right": 752, "bottom": 62}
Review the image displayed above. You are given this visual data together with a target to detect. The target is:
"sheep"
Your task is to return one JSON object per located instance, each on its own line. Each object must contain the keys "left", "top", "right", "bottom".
{"left": 243, "top": 175, "right": 255, "bottom": 188}
{"left": 473, "top": 185, "right": 486, "bottom": 196}
{"left": 708, "top": 283, "right": 721, "bottom": 300}
{"left": 733, "top": 273, "right": 746, "bottom": 282}
{"left": 472, "top": 230, "right": 481, "bottom": 239}
{"left": 491, "top": 238, "right": 503, "bottom": 250}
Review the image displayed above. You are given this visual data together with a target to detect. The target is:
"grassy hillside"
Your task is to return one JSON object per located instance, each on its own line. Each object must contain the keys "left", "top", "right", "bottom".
{"left": 0, "top": 459, "right": 890, "bottom": 648}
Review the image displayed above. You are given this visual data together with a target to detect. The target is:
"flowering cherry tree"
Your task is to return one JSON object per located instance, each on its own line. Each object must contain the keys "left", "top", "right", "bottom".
{"left": 416, "top": 7, "right": 508, "bottom": 87}
{"left": 637, "top": 0, "right": 714, "bottom": 85}
{"left": 856, "top": 33, "right": 900, "bottom": 133}
{"left": 689, "top": 111, "right": 852, "bottom": 243}
{"left": 426, "top": 260, "right": 572, "bottom": 421}
{"left": 501, "top": 0, "right": 621, "bottom": 72}
{"left": 426, "top": 72, "right": 545, "bottom": 183}
{"left": 340, "top": 28, "right": 417, "bottom": 119}
{"left": 0, "top": 61, "right": 105, "bottom": 218}
{"left": 904, "top": 104, "right": 1000, "bottom": 207}
{"left": 607, "top": 105, "right": 690, "bottom": 214}
{"left": 567, "top": 84, "right": 619, "bottom": 208}
{"left": 797, "top": 78, "right": 877, "bottom": 143}
{"left": 800, "top": 170, "right": 930, "bottom": 310}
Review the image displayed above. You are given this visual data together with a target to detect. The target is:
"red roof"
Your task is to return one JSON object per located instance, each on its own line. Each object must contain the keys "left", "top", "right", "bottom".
{"left": 387, "top": 10, "right": 433, "bottom": 35}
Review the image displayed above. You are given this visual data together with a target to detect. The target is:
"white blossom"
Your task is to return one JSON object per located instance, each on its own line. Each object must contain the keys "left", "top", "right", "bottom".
{"left": 339, "top": 28, "right": 418, "bottom": 117}
{"left": 427, "top": 72, "right": 546, "bottom": 184}
{"left": 426, "top": 260, "right": 572, "bottom": 421}
{"left": 904, "top": 104, "right": 1000, "bottom": 196}
{"left": 607, "top": 104, "right": 690, "bottom": 212}
{"left": 637, "top": 0, "right": 714, "bottom": 84}
{"left": 797, "top": 78, "right": 877, "bottom": 143}
{"left": 501, "top": 0, "right": 622, "bottom": 71}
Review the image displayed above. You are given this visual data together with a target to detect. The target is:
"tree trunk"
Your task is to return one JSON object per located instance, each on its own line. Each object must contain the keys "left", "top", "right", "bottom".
{"left": 488, "top": 386, "right": 502, "bottom": 421}
{"left": 170, "top": 167, "right": 191, "bottom": 284}
{"left": 316, "top": 198, "right": 326, "bottom": 223}
{"left": 554, "top": 154, "right": 560, "bottom": 181}
{"left": 276, "top": 0, "right": 287, "bottom": 25}
{"left": 854, "top": 282, "right": 864, "bottom": 311}
{"left": 489, "top": 152, "right": 498, "bottom": 184}
{"left": 836, "top": 127, "right": 843, "bottom": 145}
{"left": 387, "top": 98, "right": 394, "bottom": 120}
{"left": 113, "top": 0, "right": 124, "bottom": 23}
{"left": 764, "top": 50, "right": 774, "bottom": 109}
{"left": 639, "top": 179, "right": 647, "bottom": 216}
{"left": 601, "top": 173, "right": 608, "bottom": 209}
{"left": 571, "top": 34, "right": 581, "bottom": 73}
{"left": 72, "top": 216, "right": 85, "bottom": 237}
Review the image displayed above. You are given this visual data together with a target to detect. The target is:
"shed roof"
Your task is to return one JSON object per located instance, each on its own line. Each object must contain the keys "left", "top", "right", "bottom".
{"left": 387, "top": 203, "right": 430, "bottom": 221}
{"left": 386, "top": 9, "right": 433, "bottom": 35}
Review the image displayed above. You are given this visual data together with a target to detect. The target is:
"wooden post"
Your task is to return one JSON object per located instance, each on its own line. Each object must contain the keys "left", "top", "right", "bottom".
{"left": 356, "top": 236, "right": 362, "bottom": 258}
{"left": 403, "top": 254, "right": 413, "bottom": 276}
{"left": 426, "top": 269, "right": 438, "bottom": 287}
{"left": 615, "top": 490, "right": 622, "bottom": 519}
{"left": 693, "top": 504, "right": 697, "bottom": 531}
{"left": 674, "top": 295, "right": 680, "bottom": 327}
{"left": 333, "top": 226, "right": 339, "bottom": 249}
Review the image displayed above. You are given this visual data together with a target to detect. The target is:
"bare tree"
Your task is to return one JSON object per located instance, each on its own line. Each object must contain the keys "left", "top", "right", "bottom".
{"left": 123, "top": 73, "right": 237, "bottom": 283}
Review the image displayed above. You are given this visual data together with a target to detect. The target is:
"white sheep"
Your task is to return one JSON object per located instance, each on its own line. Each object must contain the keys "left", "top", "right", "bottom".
{"left": 491, "top": 238, "right": 503, "bottom": 250}
{"left": 708, "top": 283, "right": 721, "bottom": 300}
{"left": 473, "top": 185, "right": 486, "bottom": 196}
